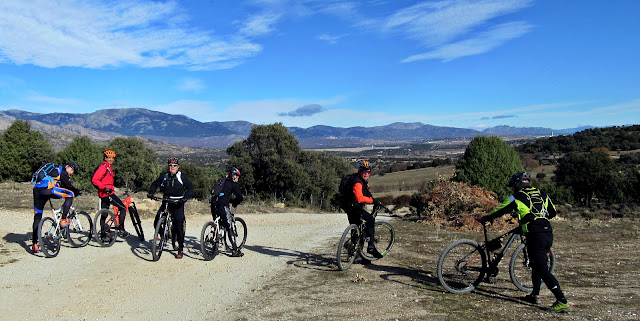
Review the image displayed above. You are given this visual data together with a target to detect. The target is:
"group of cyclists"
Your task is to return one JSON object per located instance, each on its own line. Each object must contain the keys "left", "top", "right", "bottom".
{"left": 30, "top": 150, "right": 246, "bottom": 260}
{"left": 30, "top": 150, "right": 572, "bottom": 312}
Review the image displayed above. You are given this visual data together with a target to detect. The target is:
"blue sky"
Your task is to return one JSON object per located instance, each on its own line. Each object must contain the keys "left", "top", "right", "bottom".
{"left": 0, "top": 0, "right": 638, "bottom": 130}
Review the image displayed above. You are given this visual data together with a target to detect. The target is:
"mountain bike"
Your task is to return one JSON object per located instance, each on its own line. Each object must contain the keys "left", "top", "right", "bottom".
{"left": 93, "top": 191, "right": 145, "bottom": 247}
{"left": 437, "top": 220, "right": 556, "bottom": 294}
{"left": 37, "top": 199, "right": 93, "bottom": 258}
{"left": 150, "top": 196, "right": 184, "bottom": 261}
{"left": 336, "top": 203, "right": 395, "bottom": 271}
{"left": 200, "top": 210, "right": 247, "bottom": 260}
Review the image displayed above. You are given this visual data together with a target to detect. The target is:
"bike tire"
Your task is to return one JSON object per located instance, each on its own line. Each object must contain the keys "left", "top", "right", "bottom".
{"left": 437, "top": 239, "right": 486, "bottom": 294}
{"left": 93, "top": 209, "right": 117, "bottom": 247}
{"left": 200, "top": 221, "right": 220, "bottom": 261}
{"left": 509, "top": 243, "right": 556, "bottom": 292}
{"left": 151, "top": 215, "right": 167, "bottom": 261}
{"left": 37, "top": 217, "right": 61, "bottom": 258}
{"left": 336, "top": 224, "right": 359, "bottom": 271}
{"left": 128, "top": 203, "right": 145, "bottom": 242}
{"left": 360, "top": 221, "right": 395, "bottom": 261}
{"left": 67, "top": 210, "right": 93, "bottom": 247}
{"left": 224, "top": 217, "right": 247, "bottom": 250}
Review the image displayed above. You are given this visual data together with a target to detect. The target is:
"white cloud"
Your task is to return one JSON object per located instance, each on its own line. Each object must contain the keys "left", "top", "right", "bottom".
{"left": 176, "top": 78, "right": 206, "bottom": 92}
{"left": 26, "top": 92, "right": 84, "bottom": 106}
{"left": 237, "top": 13, "right": 282, "bottom": 37}
{"left": 316, "top": 33, "right": 348, "bottom": 44}
{"left": 0, "top": 1, "right": 262, "bottom": 70}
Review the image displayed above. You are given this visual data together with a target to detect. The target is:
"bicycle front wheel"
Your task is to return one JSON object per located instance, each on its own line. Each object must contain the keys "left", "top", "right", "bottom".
{"left": 437, "top": 239, "right": 486, "bottom": 294}
{"left": 67, "top": 211, "right": 93, "bottom": 247}
{"left": 360, "top": 221, "right": 395, "bottom": 261}
{"left": 509, "top": 243, "right": 556, "bottom": 292}
{"left": 151, "top": 216, "right": 167, "bottom": 261}
{"left": 224, "top": 217, "right": 247, "bottom": 250}
{"left": 128, "top": 203, "right": 145, "bottom": 242}
{"left": 93, "top": 209, "right": 117, "bottom": 247}
{"left": 200, "top": 221, "right": 220, "bottom": 261}
{"left": 336, "top": 224, "right": 359, "bottom": 271}
{"left": 38, "top": 217, "right": 61, "bottom": 258}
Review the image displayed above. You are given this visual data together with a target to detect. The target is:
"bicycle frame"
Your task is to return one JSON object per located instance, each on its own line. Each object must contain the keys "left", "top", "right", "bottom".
{"left": 481, "top": 224, "right": 522, "bottom": 278}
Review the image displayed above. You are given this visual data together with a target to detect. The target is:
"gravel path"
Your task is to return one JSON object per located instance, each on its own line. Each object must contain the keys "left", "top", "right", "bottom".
{"left": 0, "top": 209, "right": 346, "bottom": 320}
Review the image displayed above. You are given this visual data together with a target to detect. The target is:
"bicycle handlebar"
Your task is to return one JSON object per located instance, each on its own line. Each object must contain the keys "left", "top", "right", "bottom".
{"left": 149, "top": 195, "right": 184, "bottom": 204}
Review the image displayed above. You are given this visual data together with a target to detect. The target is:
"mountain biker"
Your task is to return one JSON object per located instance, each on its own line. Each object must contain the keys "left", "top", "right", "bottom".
{"left": 147, "top": 157, "right": 194, "bottom": 259}
{"left": 31, "top": 162, "right": 82, "bottom": 254}
{"left": 92, "top": 150, "right": 129, "bottom": 239}
{"left": 343, "top": 160, "right": 384, "bottom": 261}
{"left": 478, "top": 172, "right": 572, "bottom": 313}
{"left": 211, "top": 167, "right": 245, "bottom": 257}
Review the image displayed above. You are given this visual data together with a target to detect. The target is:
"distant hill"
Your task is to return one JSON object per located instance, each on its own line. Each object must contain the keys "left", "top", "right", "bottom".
{"left": 0, "top": 108, "right": 592, "bottom": 149}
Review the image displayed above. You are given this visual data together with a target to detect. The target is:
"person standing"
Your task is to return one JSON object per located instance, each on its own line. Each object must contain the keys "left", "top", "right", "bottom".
{"left": 92, "top": 150, "right": 129, "bottom": 238}
{"left": 147, "top": 157, "right": 194, "bottom": 259}
{"left": 479, "top": 171, "right": 573, "bottom": 313}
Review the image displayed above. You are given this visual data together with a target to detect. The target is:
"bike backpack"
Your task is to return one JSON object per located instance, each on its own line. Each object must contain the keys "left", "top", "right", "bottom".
{"left": 210, "top": 177, "right": 226, "bottom": 203}
{"left": 337, "top": 174, "right": 358, "bottom": 211}
{"left": 31, "top": 162, "right": 56, "bottom": 184}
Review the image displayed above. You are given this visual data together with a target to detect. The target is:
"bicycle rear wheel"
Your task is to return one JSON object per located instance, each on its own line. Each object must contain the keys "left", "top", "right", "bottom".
{"left": 200, "top": 221, "right": 220, "bottom": 261}
{"left": 128, "top": 203, "right": 145, "bottom": 242}
{"left": 37, "top": 217, "right": 61, "bottom": 258}
{"left": 509, "top": 243, "right": 556, "bottom": 292}
{"left": 336, "top": 224, "right": 359, "bottom": 271}
{"left": 93, "top": 209, "right": 117, "bottom": 247}
{"left": 67, "top": 210, "right": 93, "bottom": 247}
{"left": 437, "top": 239, "right": 486, "bottom": 294}
{"left": 224, "top": 217, "right": 247, "bottom": 250}
{"left": 360, "top": 221, "right": 395, "bottom": 261}
{"left": 151, "top": 216, "right": 167, "bottom": 261}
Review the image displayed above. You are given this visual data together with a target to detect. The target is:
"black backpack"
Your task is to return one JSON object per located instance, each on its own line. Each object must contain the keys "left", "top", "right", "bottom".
{"left": 210, "top": 177, "right": 227, "bottom": 203}
{"left": 31, "top": 162, "right": 56, "bottom": 183}
{"left": 337, "top": 174, "right": 358, "bottom": 211}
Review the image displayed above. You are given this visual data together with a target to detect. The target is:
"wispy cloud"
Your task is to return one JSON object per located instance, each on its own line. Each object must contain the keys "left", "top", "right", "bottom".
{"left": 26, "top": 93, "right": 83, "bottom": 106}
{"left": 0, "top": 1, "right": 262, "bottom": 70}
{"left": 316, "top": 33, "right": 348, "bottom": 44}
{"left": 278, "top": 104, "right": 326, "bottom": 117}
{"left": 176, "top": 78, "right": 206, "bottom": 92}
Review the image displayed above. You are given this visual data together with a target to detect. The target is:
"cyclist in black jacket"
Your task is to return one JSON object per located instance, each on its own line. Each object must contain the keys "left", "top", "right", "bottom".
{"left": 147, "top": 157, "right": 194, "bottom": 259}
{"left": 211, "top": 167, "right": 244, "bottom": 257}
{"left": 479, "top": 172, "right": 572, "bottom": 313}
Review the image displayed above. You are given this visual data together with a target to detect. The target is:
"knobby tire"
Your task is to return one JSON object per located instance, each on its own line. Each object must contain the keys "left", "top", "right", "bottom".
{"left": 509, "top": 243, "right": 556, "bottom": 292}
{"left": 200, "top": 221, "right": 220, "bottom": 261}
{"left": 37, "top": 217, "right": 61, "bottom": 258}
{"left": 67, "top": 210, "right": 93, "bottom": 247}
{"left": 437, "top": 239, "right": 486, "bottom": 294}
{"left": 336, "top": 224, "right": 359, "bottom": 271}
{"left": 93, "top": 209, "right": 117, "bottom": 247}
{"left": 224, "top": 217, "right": 247, "bottom": 250}
{"left": 360, "top": 221, "right": 395, "bottom": 261}
{"left": 152, "top": 215, "right": 167, "bottom": 261}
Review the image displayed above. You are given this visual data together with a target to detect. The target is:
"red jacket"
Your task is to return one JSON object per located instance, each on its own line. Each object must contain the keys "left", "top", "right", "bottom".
{"left": 92, "top": 161, "right": 114, "bottom": 198}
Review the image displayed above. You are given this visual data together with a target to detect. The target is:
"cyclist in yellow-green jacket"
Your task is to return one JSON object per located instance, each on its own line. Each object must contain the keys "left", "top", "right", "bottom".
{"left": 479, "top": 172, "right": 572, "bottom": 313}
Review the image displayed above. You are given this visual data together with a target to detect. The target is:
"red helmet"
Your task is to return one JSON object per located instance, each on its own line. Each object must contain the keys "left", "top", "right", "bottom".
{"left": 168, "top": 157, "right": 180, "bottom": 165}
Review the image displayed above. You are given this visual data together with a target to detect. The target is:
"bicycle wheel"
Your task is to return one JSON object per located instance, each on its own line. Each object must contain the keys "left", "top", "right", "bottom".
{"left": 37, "top": 217, "right": 61, "bottom": 258}
{"left": 437, "top": 239, "right": 486, "bottom": 294}
{"left": 93, "top": 209, "right": 117, "bottom": 247}
{"left": 128, "top": 203, "right": 145, "bottom": 242}
{"left": 336, "top": 224, "right": 359, "bottom": 271}
{"left": 67, "top": 210, "right": 93, "bottom": 247}
{"left": 200, "top": 221, "right": 220, "bottom": 261}
{"left": 151, "top": 215, "right": 167, "bottom": 261}
{"left": 224, "top": 217, "right": 247, "bottom": 250}
{"left": 360, "top": 221, "right": 394, "bottom": 261}
{"left": 509, "top": 243, "right": 556, "bottom": 292}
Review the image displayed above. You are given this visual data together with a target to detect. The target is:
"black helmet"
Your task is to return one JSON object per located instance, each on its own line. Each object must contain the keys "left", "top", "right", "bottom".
{"left": 66, "top": 161, "right": 79, "bottom": 173}
{"left": 508, "top": 171, "right": 531, "bottom": 187}
{"left": 357, "top": 160, "right": 371, "bottom": 171}
{"left": 168, "top": 157, "right": 180, "bottom": 165}
{"left": 229, "top": 167, "right": 241, "bottom": 176}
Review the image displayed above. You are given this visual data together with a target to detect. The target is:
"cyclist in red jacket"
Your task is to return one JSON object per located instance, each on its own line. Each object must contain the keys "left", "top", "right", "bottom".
{"left": 92, "top": 150, "right": 129, "bottom": 239}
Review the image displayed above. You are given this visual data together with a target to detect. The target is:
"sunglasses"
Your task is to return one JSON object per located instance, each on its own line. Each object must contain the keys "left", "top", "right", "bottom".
{"left": 169, "top": 164, "right": 179, "bottom": 167}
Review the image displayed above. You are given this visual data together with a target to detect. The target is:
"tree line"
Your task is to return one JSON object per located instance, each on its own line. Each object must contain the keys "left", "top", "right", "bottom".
{"left": 0, "top": 120, "right": 352, "bottom": 209}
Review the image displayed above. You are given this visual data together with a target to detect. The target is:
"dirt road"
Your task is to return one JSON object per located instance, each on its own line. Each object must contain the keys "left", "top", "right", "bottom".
{"left": 0, "top": 209, "right": 347, "bottom": 320}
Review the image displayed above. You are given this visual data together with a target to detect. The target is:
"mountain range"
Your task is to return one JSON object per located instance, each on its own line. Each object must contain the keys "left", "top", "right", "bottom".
{"left": 0, "top": 108, "right": 591, "bottom": 149}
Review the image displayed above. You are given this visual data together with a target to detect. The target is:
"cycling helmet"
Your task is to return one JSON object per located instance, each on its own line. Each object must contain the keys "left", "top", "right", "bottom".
{"left": 229, "top": 167, "right": 241, "bottom": 176}
{"left": 357, "top": 160, "right": 371, "bottom": 171}
{"left": 508, "top": 171, "right": 531, "bottom": 187}
{"left": 168, "top": 157, "right": 180, "bottom": 165}
{"left": 66, "top": 161, "right": 79, "bottom": 173}
{"left": 103, "top": 150, "right": 116, "bottom": 158}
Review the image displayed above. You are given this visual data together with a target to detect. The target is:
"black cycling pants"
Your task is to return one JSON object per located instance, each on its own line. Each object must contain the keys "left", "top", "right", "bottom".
{"left": 213, "top": 203, "right": 241, "bottom": 250}
{"left": 32, "top": 187, "right": 74, "bottom": 244}
{"left": 100, "top": 194, "right": 127, "bottom": 229}
{"left": 347, "top": 207, "right": 376, "bottom": 247}
{"left": 153, "top": 202, "right": 186, "bottom": 252}
{"left": 527, "top": 231, "right": 564, "bottom": 299}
